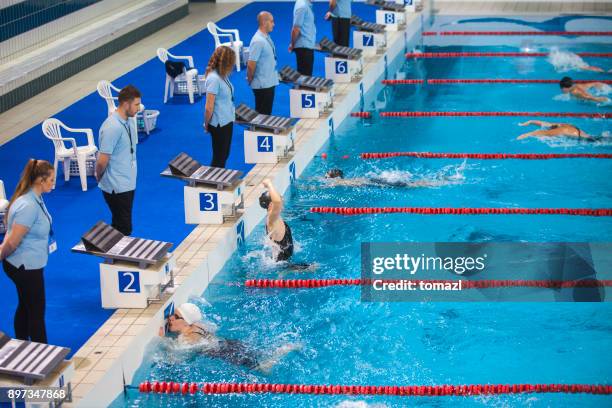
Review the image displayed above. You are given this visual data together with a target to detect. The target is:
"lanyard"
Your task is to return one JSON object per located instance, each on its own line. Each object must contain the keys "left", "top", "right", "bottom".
{"left": 222, "top": 76, "right": 234, "bottom": 102}
{"left": 35, "top": 198, "right": 54, "bottom": 236}
{"left": 119, "top": 119, "right": 134, "bottom": 155}
{"left": 264, "top": 34, "right": 277, "bottom": 61}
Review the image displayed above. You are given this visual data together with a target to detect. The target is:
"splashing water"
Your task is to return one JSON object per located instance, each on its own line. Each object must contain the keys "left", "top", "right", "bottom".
{"left": 547, "top": 47, "right": 589, "bottom": 72}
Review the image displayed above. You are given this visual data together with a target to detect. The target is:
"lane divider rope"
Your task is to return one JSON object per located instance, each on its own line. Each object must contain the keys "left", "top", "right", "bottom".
{"left": 138, "top": 381, "right": 612, "bottom": 396}
{"left": 423, "top": 31, "right": 612, "bottom": 36}
{"left": 360, "top": 152, "right": 612, "bottom": 159}
{"left": 310, "top": 207, "right": 612, "bottom": 216}
{"left": 379, "top": 111, "right": 610, "bottom": 118}
{"left": 382, "top": 79, "right": 612, "bottom": 85}
{"left": 245, "top": 279, "right": 612, "bottom": 289}
{"left": 405, "top": 52, "right": 612, "bottom": 58}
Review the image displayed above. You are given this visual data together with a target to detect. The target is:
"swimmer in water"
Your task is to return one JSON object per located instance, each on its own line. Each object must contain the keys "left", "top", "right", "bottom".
{"left": 159, "top": 303, "right": 301, "bottom": 373}
{"left": 323, "top": 168, "right": 458, "bottom": 188}
{"left": 548, "top": 48, "right": 604, "bottom": 73}
{"left": 559, "top": 77, "right": 608, "bottom": 103}
{"left": 517, "top": 120, "right": 597, "bottom": 141}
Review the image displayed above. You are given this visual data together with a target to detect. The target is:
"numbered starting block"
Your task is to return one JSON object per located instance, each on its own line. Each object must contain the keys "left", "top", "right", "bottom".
{"left": 161, "top": 152, "right": 244, "bottom": 224}
{"left": 72, "top": 221, "right": 174, "bottom": 309}
{"left": 236, "top": 104, "right": 298, "bottom": 164}
{"left": 351, "top": 15, "right": 387, "bottom": 57}
{"left": 366, "top": 0, "right": 406, "bottom": 31}
{"left": 279, "top": 66, "right": 334, "bottom": 119}
{"left": 396, "top": 0, "right": 416, "bottom": 13}
{"left": 319, "top": 37, "right": 363, "bottom": 83}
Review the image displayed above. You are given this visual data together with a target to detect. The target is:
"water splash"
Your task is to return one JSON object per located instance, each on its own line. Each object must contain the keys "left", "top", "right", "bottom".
{"left": 547, "top": 47, "right": 588, "bottom": 72}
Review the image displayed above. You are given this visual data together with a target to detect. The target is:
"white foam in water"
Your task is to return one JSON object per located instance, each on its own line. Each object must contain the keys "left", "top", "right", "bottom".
{"left": 334, "top": 401, "right": 388, "bottom": 408}
{"left": 365, "top": 162, "right": 468, "bottom": 187}
{"left": 547, "top": 47, "right": 589, "bottom": 72}
{"left": 553, "top": 93, "right": 571, "bottom": 102}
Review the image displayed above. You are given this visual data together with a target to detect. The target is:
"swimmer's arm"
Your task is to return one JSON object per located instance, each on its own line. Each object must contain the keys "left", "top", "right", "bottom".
{"left": 519, "top": 120, "right": 552, "bottom": 128}
{"left": 262, "top": 178, "right": 282, "bottom": 223}
{"left": 582, "top": 65, "right": 604, "bottom": 73}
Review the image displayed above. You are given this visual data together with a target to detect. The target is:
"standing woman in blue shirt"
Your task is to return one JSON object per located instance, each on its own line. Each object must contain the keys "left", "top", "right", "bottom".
{"left": 0, "top": 159, "right": 55, "bottom": 343}
{"left": 204, "top": 46, "right": 236, "bottom": 168}
{"left": 290, "top": 0, "right": 317, "bottom": 76}
{"left": 325, "top": 0, "right": 352, "bottom": 47}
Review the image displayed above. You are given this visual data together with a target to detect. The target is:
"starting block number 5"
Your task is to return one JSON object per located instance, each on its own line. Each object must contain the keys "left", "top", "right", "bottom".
{"left": 302, "top": 94, "right": 315, "bottom": 109}
{"left": 335, "top": 61, "right": 348, "bottom": 74}
{"left": 199, "top": 192, "right": 218, "bottom": 212}
{"left": 118, "top": 271, "right": 140, "bottom": 293}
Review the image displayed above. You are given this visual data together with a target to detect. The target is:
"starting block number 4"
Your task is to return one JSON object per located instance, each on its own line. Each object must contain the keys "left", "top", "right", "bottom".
{"left": 362, "top": 34, "right": 374, "bottom": 47}
{"left": 301, "top": 94, "right": 315, "bottom": 109}
{"left": 119, "top": 271, "right": 141, "bottom": 293}
{"left": 199, "top": 192, "right": 218, "bottom": 212}
{"left": 257, "top": 135, "right": 273, "bottom": 152}
{"left": 335, "top": 61, "right": 348, "bottom": 74}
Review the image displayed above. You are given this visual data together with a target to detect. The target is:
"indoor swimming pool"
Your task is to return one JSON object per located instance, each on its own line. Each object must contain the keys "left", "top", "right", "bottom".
{"left": 115, "top": 41, "right": 612, "bottom": 407}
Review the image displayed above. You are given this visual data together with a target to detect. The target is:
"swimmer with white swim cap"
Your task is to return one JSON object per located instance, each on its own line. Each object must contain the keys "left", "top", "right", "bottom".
{"left": 324, "top": 169, "right": 458, "bottom": 188}
{"left": 559, "top": 77, "right": 608, "bottom": 103}
{"left": 517, "top": 120, "right": 597, "bottom": 141}
{"left": 159, "top": 302, "right": 301, "bottom": 373}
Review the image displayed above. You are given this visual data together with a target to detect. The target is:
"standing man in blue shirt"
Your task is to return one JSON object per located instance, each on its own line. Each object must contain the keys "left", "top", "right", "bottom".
{"left": 247, "top": 12, "right": 279, "bottom": 115}
{"left": 96, "top": 85, "right": 141, "bottom": 236}
{"left": 290, "top": 0, "right": 316, "bottom": 76}
{"left": 325, "top": 0, "right": 351, "bottom": 47}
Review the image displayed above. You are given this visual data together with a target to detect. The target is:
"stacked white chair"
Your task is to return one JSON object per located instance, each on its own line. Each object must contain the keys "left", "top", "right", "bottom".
{"left": 207, "top": 22, "right": 243, "bottom": 72}
{"left": 96, "top": 80, "right": 159, "bottom": 135}
{"left": 0, "top": 180, "right": 8, "bottom": 234}
{"left": 42, "top": 118, "right": 98, "bottom": 192}
{"left": 156, "top": 48, "right": 200, "bottom": 104}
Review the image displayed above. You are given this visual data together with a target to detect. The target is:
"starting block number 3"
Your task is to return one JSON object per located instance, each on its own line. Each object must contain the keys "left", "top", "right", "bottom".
{"left": 199, "top": 192, "right": 218, "bottom": 212}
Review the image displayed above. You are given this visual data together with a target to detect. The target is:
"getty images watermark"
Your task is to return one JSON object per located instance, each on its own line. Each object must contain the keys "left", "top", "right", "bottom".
{"left": 361, "top": 242, "right": 612, "bottom": 302}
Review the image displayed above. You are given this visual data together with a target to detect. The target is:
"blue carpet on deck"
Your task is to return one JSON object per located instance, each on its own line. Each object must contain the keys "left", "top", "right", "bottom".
{"left": 0, "top": 2, "right": 371, "bottom": 355}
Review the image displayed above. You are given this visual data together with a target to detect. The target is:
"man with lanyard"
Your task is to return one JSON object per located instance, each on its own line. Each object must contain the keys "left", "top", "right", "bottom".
{"left": 96, "top": 85, "right": 141, "bottom": 236}
{"left": 290, "top": 0, "right": 316, "bottom": 76}
{"left": 247, "top": 11, "right": 279, "bottom": 115}
{"left": 325, "top": 0, "right": 351, "bottom": 47}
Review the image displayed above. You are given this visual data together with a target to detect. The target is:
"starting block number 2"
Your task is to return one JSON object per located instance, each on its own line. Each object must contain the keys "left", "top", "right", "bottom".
{"left": 118, "top": 271, "right": 140, "bottom": 293}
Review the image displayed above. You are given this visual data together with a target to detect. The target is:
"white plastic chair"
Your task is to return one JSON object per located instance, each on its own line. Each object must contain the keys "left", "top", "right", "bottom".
{"left": 42, "top": 119, "right": 98, "bottom": 192}
{"left": 156, "top": 48, "right": 200, "bottom": 104}
{"left": 207, "top": 21, "right": 243, "bottom": 72}
{"left": 0, "top": 180, "right": 8, "bottom": 234}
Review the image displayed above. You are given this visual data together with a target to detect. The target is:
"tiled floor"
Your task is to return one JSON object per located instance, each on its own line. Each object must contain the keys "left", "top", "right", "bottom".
{"left": 0, "top": 3, "right": 244, "bottom": 147}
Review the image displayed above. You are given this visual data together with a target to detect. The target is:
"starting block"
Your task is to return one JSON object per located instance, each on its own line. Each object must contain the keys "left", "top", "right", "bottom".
{"left": 319, "top": 37, "right": 363, "bottom": 83}
{"left": 280, "top": 66, "right": 334, "bottom": 118}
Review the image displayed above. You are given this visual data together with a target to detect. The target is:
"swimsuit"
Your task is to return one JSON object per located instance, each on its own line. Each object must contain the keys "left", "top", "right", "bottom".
{"left": 191, "top": 325, "right": 260, "bottom": 369}
{"left": 266, "top": 221, "right": 294, "bottom": 261}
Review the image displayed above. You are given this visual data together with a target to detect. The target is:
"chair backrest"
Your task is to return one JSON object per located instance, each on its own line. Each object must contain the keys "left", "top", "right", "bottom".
{"left": 42, "top": 118, "right": 69, "bottom": 152}
{"left": 0, "top": 180, "right": 6, "bottom": 201}
{"left": 97, "top": 80, "right": 117, "bottom": 115}
{"left": 207, "top": 22, "right": 222, "bottom": 48}
{"left": 156, "top": 48, "right": 169, "bottom": 63}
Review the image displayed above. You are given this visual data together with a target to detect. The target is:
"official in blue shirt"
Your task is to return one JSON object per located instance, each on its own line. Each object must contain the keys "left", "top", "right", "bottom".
{"left": 325, "top": 0, "right": 351, "bottom": 46}
{"left": 247, "top": 12, "right": 279, "bottom": 115}
{"left": 0, "top": 159, "right": 55, "bottom": 343}
{"left": 290, "top": 0, "right": 316, "bottom": 76}
{"left": 204, "top": 46, "right": 236, "bottom": 168}
{"left": 96, "top": 85, "right": 141, "bottom": 236}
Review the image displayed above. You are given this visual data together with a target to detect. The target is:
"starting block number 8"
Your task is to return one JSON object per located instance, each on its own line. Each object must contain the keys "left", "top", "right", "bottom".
{"left": 199, "top": 192, "right": 218, "bottom": 212}
{"left": 118, "top": 271, "right": 140, "bottom": 293}
{"left": 385, "top": 13, "right": 395, "bottom": 24}
{"left": 362, "top": 34, "right": 374, "bottom": 47}
{"left": 335, "top": 60, "right": 348, "bottom": 74}
{"left": 257, "top": 135, "right": 273, "bottom": 152}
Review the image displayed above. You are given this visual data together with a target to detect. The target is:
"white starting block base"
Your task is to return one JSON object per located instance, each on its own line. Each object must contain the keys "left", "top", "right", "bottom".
{"left": 376, "top": 9, "right": 406, "bottom": 31}
{"left": 289, "top": 88, "right": 334, "bottom": 119}
{"left": 353, "top": 31, "right": 387, "bottom": 57}
{"left": 395, "top": 0, "right": 416, "bottom": 12}
{"left": 184, "top": 182, "right": 244, "bottom": 224}
{"left": 0, "top": 361, "right": 74, "bottom": 408}
{"left": 244, "top": 128, "right": 295, "bottom": 164}
{"left": 324, "top": 56, "right": 363, "bottom": 83}
{"left": 100, "top": 254, "right": 175, "bottom": 309}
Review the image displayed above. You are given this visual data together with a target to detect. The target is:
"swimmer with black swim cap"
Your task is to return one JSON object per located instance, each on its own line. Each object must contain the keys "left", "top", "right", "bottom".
{"left": 324, "top": 168, "right": 458, "bottom": 188}
{"left": 260, "top": 179, "right": 295, "bottom": 262}
{"left": 559, "top": 76, "right": 608, "bottom": 103}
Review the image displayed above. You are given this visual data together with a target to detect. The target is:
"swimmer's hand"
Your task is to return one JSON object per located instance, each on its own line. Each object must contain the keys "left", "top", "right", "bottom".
{"left": 159, "top": 326, "right": 165, "bottom": 337}
{"left": 517, "top": 134, "right": 530, "bottom": 140}
{"left": 262, "top": 178, "right": 272, "bottom": 188}
{"left": 518, "top": 121, "right": 530, "bottom": 127}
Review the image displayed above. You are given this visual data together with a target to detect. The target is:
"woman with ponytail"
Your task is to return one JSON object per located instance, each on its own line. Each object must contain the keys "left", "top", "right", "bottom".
{"left": 203, "top": 46, "right": 236, "bottom": 168}
{"left": 0, "top": 159, "right": 55, "bottom": 343}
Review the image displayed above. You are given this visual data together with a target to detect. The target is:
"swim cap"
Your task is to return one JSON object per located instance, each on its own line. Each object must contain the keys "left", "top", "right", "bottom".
{"left": 559, "top": 76, "right": 573, "bottom": 88}
{"left": 326, "top": 169, "right": 344, "bottom": 178}
{"left": 259, "top": 191, "right": 271, "bottom": 209}
{"left": 177, "top": 303, "right": 202, "bottom": 325}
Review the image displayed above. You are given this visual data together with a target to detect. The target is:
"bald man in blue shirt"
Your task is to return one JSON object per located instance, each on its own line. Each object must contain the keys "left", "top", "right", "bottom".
{"left": 248, "top": 11, "right": 279, "bottom": 115}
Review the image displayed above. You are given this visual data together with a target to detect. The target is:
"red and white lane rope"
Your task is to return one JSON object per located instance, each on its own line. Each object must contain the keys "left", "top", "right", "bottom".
{"left": 360, "top": 152, "right": 612, "bottom": 160}
{"left": 423, "top": 31, "right": 612, "bottom": 36}
{"left": 382, "top": 79, "right": 612, "bottom": 85}
{"left": 310, "top": 207, "right": 612, "bottom": 216}
{"left": 379, "top": 111, "right": 610, "bottom": 118}
{"left": 138, "top": 381, "right": 612, "bottom": 397}
{"left": 405, "top": 52, "right": 612, "bottom": 58}
{"left": 245, "top": 279, "right": 612, "bottom": 289}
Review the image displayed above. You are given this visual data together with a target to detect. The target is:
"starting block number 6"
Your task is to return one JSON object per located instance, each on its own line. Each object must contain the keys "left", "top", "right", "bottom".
{"left": 335, "top": 61, "right": 348, "bottom": 74}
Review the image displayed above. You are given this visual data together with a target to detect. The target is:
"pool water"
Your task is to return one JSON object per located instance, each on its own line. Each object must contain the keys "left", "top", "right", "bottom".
{"left": 114, "top": 44, "right": 612, "bottom": 408}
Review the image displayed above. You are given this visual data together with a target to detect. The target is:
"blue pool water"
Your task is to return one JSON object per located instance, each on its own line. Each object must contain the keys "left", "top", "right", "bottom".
{"left": 115, "top": 43, "right": 612, "bottom": 407}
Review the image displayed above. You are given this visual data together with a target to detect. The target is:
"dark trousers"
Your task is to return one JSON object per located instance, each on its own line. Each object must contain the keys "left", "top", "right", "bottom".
{"left": 332, "top": 17, "right": 351, "bottom": 47}
{"left": 253, "top": 86, "right": 275, "bottom": 115}
{"left": 294, "top": 48, "right": 314, "bottom": 76}
{"left": 3, "top": 260, "right": 47, "bottom": 343}
{"left": 209, "top": 122, "right": 233, "bottom": 168}
{"left": 102, "top": 189, "right": 135, "bottom": 236}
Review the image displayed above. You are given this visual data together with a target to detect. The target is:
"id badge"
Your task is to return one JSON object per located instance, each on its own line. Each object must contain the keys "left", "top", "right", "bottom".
{"left": 131, "top": 159, "right": 137, "bottom": 168}
{"left": 48, "top": 238, "right": 57, "bottom": 254}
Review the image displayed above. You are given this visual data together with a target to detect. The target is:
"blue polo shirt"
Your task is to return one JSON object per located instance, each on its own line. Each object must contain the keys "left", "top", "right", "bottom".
{"left": 6, "top": 190, "right": 52, "bottom": 270}
{"left": 98, "top": 112, "right": 138, "bottom": 194}
{"left": 248, "top": 30, "right": 279, "bottom": 90}
{"left": 205, "top": 71, "right": 235, "bottom": 127}
{"left": 293, "top": 0, "right": 316, "bottom": 49}
{"left": 333, "top": 0, "right": 351, "bottom": 18}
